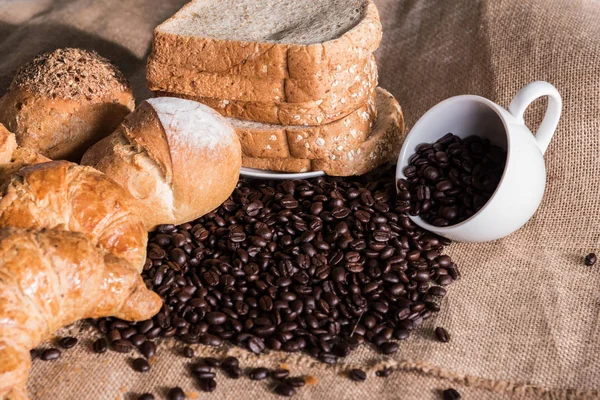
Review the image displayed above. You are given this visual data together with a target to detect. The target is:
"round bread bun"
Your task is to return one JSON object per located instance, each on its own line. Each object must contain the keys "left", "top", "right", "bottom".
{"left": 0, "top": 48, "right": 135, "bottom": 161}
{"left": 81, "top": 97, "right": 242, "bottom": 230}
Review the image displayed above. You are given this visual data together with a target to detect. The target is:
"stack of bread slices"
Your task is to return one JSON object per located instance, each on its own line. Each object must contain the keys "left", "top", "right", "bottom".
{"left": 147, "top": 0, "right": 405, "bottom": 176}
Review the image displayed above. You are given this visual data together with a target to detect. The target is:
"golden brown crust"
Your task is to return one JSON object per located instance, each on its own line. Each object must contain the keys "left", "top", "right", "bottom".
{"left": 82, "top": 98, "right": 242, "bottom": 230}
{"left": 0, "top": 124, "right": 17, "bottom": 165}
{"left": 242, "top": 88, "right": 405, "bottom": 176}
{"left": 0, "top": 161, "right": 148, "bottom": 271}
{"left": 0, "top": 228, "right": 161, "bottom": 399}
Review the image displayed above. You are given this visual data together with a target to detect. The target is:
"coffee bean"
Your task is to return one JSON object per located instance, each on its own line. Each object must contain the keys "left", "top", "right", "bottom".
{"left": 286, "top": 377, "right": 306, "bottom": 387}
{"left": 40, "top": 348, "right": 61, "bottom": 361}
{"left": 182, "top": 346, "right": 194, "bottom": 358}
{"left": 132, "top": 358, "right": 150, "bottom": 372}
{"left": 137, "top": 394, "right": 154, "bottom": 400}
{"left": 221, "top": 356, "right": 239, "bottom": 369}
{"left": 379, "top": 341, "right": 399, "bottom": 354}
{"left": 247, "top": 336, "right": 266, "bottom": 354}
{"left": 139, "top": 341, "right": 156, "bottom": 359}
{"left": 195, "top": 371, "right": 216, "bottom": 379}
{"left": 30, "top": 349, "right": 40, "bottom": 360}
{"left": 206, "top": 312, "right": 227, "bottom": 325}
{"left": 226, "top": 366, "right": 242, "bottom": 379}
{"left": 443, "top": 388, "right": 461, "bottom": 400}
{"left": 249, "top": 367, "right": 269, "bottom": 380}
{"left": 585, "top": 253, "right": 597, "bottom": 266}
{"left": 58, "top": 337, "right": 78, "bottom": 349}
{"left": 435, "top": 327, "right": 450, "bottom": 343}
{"left": 271, "top": 369, "right": 290, "bottom": 380}
{"left": 198, "top": 378, "right": 217, "bottom": 392}
{"left": 274, "top": 383, "right": 296, "bottom": 397}
{"left": 93, "top": 338, "right": 108, "bottom": 354}
{"left": 376, "top": 367, "right": 393, "bottom": 377}
{"left": 167, "top": 387, "right": 185, "bottom": 400}
{"left": 348, "top": 368, "right": 367, "bottom": 382}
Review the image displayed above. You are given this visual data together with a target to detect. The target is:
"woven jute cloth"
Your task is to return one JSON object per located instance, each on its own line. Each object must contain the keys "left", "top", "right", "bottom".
{"left": 1, "top": 0, "right": 599, "bottom": 399}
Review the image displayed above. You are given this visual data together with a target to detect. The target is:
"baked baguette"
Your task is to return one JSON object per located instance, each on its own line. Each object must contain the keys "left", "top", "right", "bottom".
{"left": 81, "top": 97, "right": 242, "bottom": 230}
{"left": 229, "top": 91, "right": 376, "bottom": 159}
{"left": 242, "top": 88, "right": 405, "bottom": 176}
{"left": 154, "top": 55, "right": 378, "bottom": 126}
{"left": 0, "top": 48, "right": 135, "bottom": 162}
{"left": 147, "top": 55, "right": 374, "bottom": 104}
{"left": 150, "top": 0, "right": 381, "bottom": 80}
{"left": 0, "top": 228, "right": 161, "bottom": 400}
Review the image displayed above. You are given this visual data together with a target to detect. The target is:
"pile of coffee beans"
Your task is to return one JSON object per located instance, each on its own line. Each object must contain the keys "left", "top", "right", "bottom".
{"left": 93, "top": 167, "right": 458, "bottom": 395}
{"left": 399, "top": 133, "right": 506, "bottom": 227}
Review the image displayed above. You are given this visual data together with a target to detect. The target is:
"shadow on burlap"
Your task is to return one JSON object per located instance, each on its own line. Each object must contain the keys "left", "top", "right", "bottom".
{"left": 0, "top": 0, "right": 599, "bottom": 399}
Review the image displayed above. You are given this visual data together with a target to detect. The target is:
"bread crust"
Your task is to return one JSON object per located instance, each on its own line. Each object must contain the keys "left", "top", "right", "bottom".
{"left": 150, "top": 0, "right": 381, "bottom": 80}
{"left": 154, "top": 56, "right": 378, "bottom": 126}
{"left": 82, "top": 98, "right": 242, "bottom": 230}
{"left": 242, "top": 88, "right": 405, "bottom": 176}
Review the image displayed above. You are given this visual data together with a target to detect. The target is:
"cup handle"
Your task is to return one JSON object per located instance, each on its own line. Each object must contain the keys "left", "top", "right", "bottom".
{"left": 508, "top": 81, "right": 562, "bottom": 154}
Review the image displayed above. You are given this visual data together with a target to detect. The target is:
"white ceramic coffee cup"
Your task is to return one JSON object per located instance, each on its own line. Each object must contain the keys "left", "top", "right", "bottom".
{"left": 395, "top": 81, "right": 562, "bottom": 242}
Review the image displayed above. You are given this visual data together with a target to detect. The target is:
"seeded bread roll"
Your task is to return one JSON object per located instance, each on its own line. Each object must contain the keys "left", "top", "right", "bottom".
{"left": 150, "top": 0, "right": 381, "bottom": 80}
{"left": 242, "top": 88, "right": 405, "bottom": 176}
{"left": 0, "top": 48, "right": 135, "bottom": 162}
{"left": 81, "top": 97, "right": 242, "bottom": 230}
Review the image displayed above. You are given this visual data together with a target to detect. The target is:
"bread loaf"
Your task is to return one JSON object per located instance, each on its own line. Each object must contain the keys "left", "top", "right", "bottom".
{"left": 0, "top": 48, "right": 135, "bottom": 162}
{"left": 147, "top": 55, "right": 374, "bottom": 104}
{"left": 229, "top": 91, "right": 376, "bottom": 159}
{"left": 81, "top": 97, "right": 242, "bottom": 230}
{"left": 150, "top": 0, "right": 381, "bottom": 80}
{"left": 242, "top": 88, "right": 405, "bottom": 176}
{"left": 155, "top": 55, "right": 378, "bottom": 126}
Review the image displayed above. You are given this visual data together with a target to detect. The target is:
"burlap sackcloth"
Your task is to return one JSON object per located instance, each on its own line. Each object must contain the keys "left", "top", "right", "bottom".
{"left": 1, "top": 0, "right": 599, "bottom": 399}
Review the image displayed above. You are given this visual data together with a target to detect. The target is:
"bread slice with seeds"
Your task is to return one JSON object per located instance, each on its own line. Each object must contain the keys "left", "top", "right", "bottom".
{"left": 241, "top": 88, "right": 404, "bottom": 176}
{"left": 150, "top": 0, "right": 381, "bottom": 80}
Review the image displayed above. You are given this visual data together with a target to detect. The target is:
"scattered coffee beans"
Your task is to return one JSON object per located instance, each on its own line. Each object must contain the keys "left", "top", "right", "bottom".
{"left": 400, "top": 133, "right": 506, "bottom": 226}
{"left": 40, "top": 348, "right": 61, "bottom": 361}
{"left": 58, "top": 337, "right": 78, "bottom": 349}
{"left": 348, "top": 368, "right": 367, "bottom": 382}
{"left": 286, "top": 377, "right": 306, "bottom": 387}
{"left": 271, "top": 369, "right": 290, "bottom": 380}
{"left": 30, "top": 349, "right": 40, "bottom": 360}
{"left": 139, "top": 341, "right": 156, "bottom": 359}
{"left": 442, "top": 388, "right": 461, "bottom": 400}
{"left": 112, "top": 339, "right": 133, "bottom": 353}
{"left": 137, "top": 394, "right": 154, "bottom": 400}
{"left": 93, "top": 338, "right": 108, "bottom": 354}
{"left": 203, "top": 357, "right": 221, "bottom": 367}
{"left": 585, "top": 253, "right": 597, "bottom": 266}
{"left": 132, "top": 357, "right": 150, "bottom": 372}
{"left": 249, "top": 367, "right": 269, "bottom": 380}
{"left": 167, "top": 387, "right": 185, "bottom": 400}
{"left": 95, "top": 167, "right": 458, "bottom": 385}
{"left": 435, "top": 327, "right": 450, "bottom": 343}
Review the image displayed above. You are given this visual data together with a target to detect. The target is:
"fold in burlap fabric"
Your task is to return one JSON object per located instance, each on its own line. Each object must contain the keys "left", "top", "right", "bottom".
{"left": 1, "top": 0, "right": 599, "bottom": 399}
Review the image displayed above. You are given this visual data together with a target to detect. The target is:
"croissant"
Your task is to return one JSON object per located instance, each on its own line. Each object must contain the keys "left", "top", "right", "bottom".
{"left": 0, "top": 228, "right": 162, "bottom": 400}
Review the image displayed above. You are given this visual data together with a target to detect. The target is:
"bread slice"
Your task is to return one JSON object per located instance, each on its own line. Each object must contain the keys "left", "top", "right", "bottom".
{"left": 242, "top": 88, "right": 404, "bottom": 176}
{"left": 155, "top": 57, "right": 378, "bottom": 126}
{"left": 150, "top": 0, "right": 381, "bottom": 80}
{"left": 230, "top": 90, "right": 376, "bottom": 159}
{"left": 147, "top": 55, "right": 375, "bottom": 104}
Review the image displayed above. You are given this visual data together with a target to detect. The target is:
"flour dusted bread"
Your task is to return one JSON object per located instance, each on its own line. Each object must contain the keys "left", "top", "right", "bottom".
{"left": 150, "top": 0, "right": 381, "bottom": 80}
{"left": 0, "top": 48, "right": 135, "bottom": 161}
{"left": 155, "top": 56, "right": 378, "bottom": 126}
{"left": 81, "top": 97, "right": 242, "bottom": 230}
{"left": 148, "top": 54, "right": 376, "bottom": 104}
{"left": 242, "top": 88, "right": 405, "bottom": 176}
{"left": 229, "top": 91, "right": 376, "bottom": 159}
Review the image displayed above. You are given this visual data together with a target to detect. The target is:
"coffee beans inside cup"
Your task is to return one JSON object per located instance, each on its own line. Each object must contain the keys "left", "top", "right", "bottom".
{"left": 399, "top": 133, "right": 507, "bottom": 227}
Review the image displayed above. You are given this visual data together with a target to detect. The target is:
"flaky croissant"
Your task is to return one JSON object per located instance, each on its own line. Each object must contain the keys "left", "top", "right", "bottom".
{"left": 0, "top": 228, "right": 162, "bottom": 400}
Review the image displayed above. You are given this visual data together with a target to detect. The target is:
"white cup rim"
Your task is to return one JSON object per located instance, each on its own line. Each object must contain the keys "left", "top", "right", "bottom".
{"left": 396, "top": 94, "right": 512, "bottom": 232}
